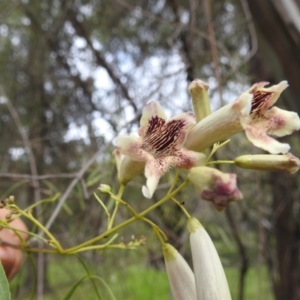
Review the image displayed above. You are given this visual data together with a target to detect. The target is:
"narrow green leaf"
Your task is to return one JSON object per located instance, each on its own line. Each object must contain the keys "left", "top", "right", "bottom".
{"left": 0, "top": 261, "right": 11, "bottom": 300}
{"left": 62, "top": 275, "right": 89, "bottom": 300}
{"left": 90, "top": 276, "right": 116, "bottom": 300}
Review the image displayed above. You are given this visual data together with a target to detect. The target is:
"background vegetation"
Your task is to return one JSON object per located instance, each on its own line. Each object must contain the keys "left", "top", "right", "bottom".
{"left": 0, "top": 0, "right": 299, "bottom": 299}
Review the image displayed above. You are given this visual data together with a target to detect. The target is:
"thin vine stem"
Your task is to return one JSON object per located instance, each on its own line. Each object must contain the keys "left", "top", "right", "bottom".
{"left": 15, "top": 207, "right": 63, "bottom": 252}
{"left": 170, "top": 197, "right": 191, "bottom": 218}
{"left": 207, "top": 160, "right": 234, "bottom": 165}
{"left": 64, "top": 179, "right": 189, "bottom": 254}
{"left": 108, "top": 185, "right": 125, "bottom": 229}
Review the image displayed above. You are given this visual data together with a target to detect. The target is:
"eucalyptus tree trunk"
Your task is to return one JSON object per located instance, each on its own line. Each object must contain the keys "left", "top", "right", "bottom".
{"left": 246, "top": 1, "right": 300, "bottom": 299}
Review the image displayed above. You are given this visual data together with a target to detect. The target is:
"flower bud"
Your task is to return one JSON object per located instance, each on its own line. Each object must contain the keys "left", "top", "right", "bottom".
{"left": 187, "top": 217, "right": 231, "bottom": 300}
{"left": 5, "top": 213, "right": 12, "bottom": 220}
{"left": 234, "top": 153, "right": 300, "bottom": 174}
{"left": 163, "top": 243, "right": 196, "bottom": 300}
{"left": 189, "top": 79, "right": 211, "bottom": 122}
{"left": 188, "top": 167, "right": 242, "bottom": 211}
{"left": 97, "top": 184, "right": 111, "bottom": 194}
{"left": 4, "top": 196, "right": 15, "bottom": 204}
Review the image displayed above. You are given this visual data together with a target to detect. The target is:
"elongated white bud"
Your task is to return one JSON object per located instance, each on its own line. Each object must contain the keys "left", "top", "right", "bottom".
{"left": 163, "top": 243, "right": 197, "bottom": 300}
{"left": 189, "top": 79, "right": 211, "bottom": 122}
{"left": 234, "top": 153, "right": 300, "bottom": 174}
{"left": 187, "top": 217, "right": 232, "bottom": 300}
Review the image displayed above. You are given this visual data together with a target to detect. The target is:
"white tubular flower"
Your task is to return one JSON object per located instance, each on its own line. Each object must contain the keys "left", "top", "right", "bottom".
{"left": 116, "top": 101, "right": 206, "bottom": 198}
{"left": 188, "top": 167, "right": 243, "bottom": 211}
{"left": 241, "top": 81, "right": 300, "bottom": 154}
{"left": 163, "top": 243, "right": 197, "bottom": 300}
{"left": 185, "top": 81, "right": 300, "bottom": 154}
{"left": 187, "top": 217, "right": 232, "bottom": 300}
{"left": 185, "top": 92, "right": 252, "bottom": 152}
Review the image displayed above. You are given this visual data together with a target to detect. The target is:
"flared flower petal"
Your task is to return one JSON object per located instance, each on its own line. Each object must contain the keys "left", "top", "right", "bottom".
{"left": 185, "top": 93, "right": 252, "bottom": 152}
{"left": 241, "top": 81, "right": 300, "bottom": 154}
{"left": 234, "top": 153, "right": 300, "bottom": 174}
{"left": 187, "top": 217, "right": 232, "bottom": 300}
{"left": 116, "top": 101, "right": 205, "bottom": 198}
{"left": 163, "top": 243, "right": 197, "bottom": 300}
{"left": 188, "top": 167, "right": 242, "bottom": 211}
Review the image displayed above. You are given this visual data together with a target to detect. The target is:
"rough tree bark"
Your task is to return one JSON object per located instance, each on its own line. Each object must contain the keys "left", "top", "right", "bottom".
{"left": 246, "top": 1, "right": 300, "bottom": 299}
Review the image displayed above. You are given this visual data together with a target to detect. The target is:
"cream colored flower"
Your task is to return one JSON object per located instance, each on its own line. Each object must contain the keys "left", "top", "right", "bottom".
{"left": 116, "top": 101, "right": 205, "bottom": 198}
{"left": 185, "top": 81, "right": 300, "bottom": 154}
{"left": 241, "top": 81, "right": 300, "bottom": 154}
{"left": 163, "top": 243, "right": 197, "bottom": 300}
{"left": 185, "top": 91, "right": 251, "bottom": 152}
{"left": 187, "top": 217, "right": 232, "bottom": 300}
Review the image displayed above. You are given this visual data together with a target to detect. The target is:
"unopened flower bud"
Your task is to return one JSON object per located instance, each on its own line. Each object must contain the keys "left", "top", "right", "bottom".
{"left": 6, "top": 195, "right": 15, "bottom": 204}
{"left": 163, "top": 243, "right": 196, "bottom": 300}
{"left": 189, "top": 79, "right": 211, "bottom": 122}
{"left": 97, "top": 184, "right": 111, "bottom": 194}
{"left": 234, "top": 153, "right": 300, "bottom": 174}
{"left": 5, "top": 213, "right": 12, "bottom": 220}
{"left": 187, "top": 217, "right": 232, "bottom": 300}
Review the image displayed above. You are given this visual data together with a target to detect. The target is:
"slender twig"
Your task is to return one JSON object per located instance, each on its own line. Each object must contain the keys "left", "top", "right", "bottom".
{"left": 41, "top": 143, "right": 112, "bottom": 233}
{"left": 203, "top": 0, "right": 223, "bottom": 106}
{"left": 0, "top": 172, "right": 78, "bottom": 179}
{"left": 65, "top": 179, "right": 190, "bottom": 254}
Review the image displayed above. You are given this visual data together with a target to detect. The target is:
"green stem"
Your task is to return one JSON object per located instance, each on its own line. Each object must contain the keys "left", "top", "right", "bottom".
{"left": 64, "top": 179, "right": 189, "bottom": 254}
{"left": 76, "top": 254, "right": 102, "bottom": 300}
{"left": 24, "top": 248, "right": 59, "bottom": 254}
{"left": 170, "top": 197, "right": 191, "bottom": 218}
{"left": 109, "top": 195, "right": 139, "bottom": 218}
{"left": 206, "top": 140, "right": 231, "bottom": 162}
{"left": 108, "top": 185, "right": 125, "bottom": 229}
{"left": 16, "top": 207, "right": 63, "bottom": 252}
{"left": 168, "top": 169, "right": 180, "bottom": 194}
{"left": 94, "top": 192, "right": 111, "bottom": 225}
{"left": 142, "top": 217, "right": 167, "bottom": 242}
{"left": 207, "top": 160, "right": 234, "bottom": 165}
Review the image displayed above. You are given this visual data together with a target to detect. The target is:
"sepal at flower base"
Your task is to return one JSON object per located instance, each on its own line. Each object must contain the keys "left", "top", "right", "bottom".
{"left": 113, "top": 149, "right": 145, "bottom": 185}
{"left": 187, "top": 217, "right": 231, "bottom": 300}
{"left": 163, "top": 243, "right": 196, "bottom": 300}
{"left": 188, "top": 167, "right": 242, "bottom": 211}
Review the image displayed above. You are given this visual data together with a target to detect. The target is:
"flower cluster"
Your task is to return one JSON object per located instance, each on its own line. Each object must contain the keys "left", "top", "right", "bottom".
{"left": 114, "top": 79, "right": 300, "bottom": 299}
{"left": 115, "top": 79, "right": 300, "bottom": 207}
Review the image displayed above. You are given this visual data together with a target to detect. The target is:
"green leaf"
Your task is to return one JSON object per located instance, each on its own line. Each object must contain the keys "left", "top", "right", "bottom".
{"left": 89, "top": 276, "right": 116, "bottom": 300}
{"left": 0, "top": 261, "right": 11, "bottom": 300}
{"left": 62, "top": 275, "right": 89, "bottom": 300}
